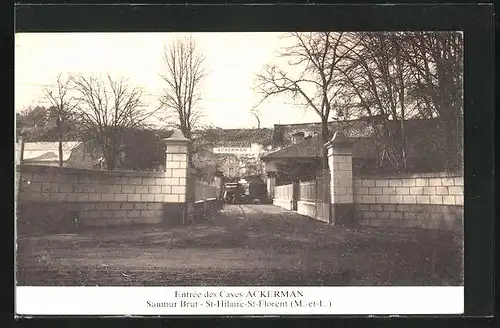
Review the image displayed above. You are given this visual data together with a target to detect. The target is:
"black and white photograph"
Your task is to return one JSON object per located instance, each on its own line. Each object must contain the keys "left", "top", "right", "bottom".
{"left": 15, "top": 30, "right": 466, "bottom": 315}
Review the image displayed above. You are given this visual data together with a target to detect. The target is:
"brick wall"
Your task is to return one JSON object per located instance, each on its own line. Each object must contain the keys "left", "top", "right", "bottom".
{"left": 16, "top": 165, "right": 188, "bottom": 234}
{"left": 353, "top": 172, "right": 463, "bottom": 231}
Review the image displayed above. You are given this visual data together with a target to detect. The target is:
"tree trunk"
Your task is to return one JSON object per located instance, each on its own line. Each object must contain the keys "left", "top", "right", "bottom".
{"left": 255, "top": 114, "right": 261, "bottom": 129}
{"left": 399, "top": 116, "right": 407, "bottom": 171}
{"left": 58, "top": 141, "right": 63, "bottom": 167}
{"left": 320, "top": 117, "right": 333, "bottom": 223}
{"left": 106, "top": 155, "right": 116, "bottom": 171}
{"left": 20, "top": 136, "right": 25, "bottom": 164}
{"left": 56, "top": 116, "right": 63, "bottom": 167}
{"left": 102, "top": 143, "right": 117, "bottom": 171}
{"left": 443, "top": 114, "right": 461, "bottom": 171}
{"left": 321, "top": 117, "right": 330, "bottom": 166}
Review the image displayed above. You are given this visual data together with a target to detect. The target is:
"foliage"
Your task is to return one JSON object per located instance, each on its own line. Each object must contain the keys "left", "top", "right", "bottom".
{"left": 44, "top": 73, "right": 81, "bottom": 166}
{"left": 338, "top": 32, "right": 463, "bottom": 171}
{"left": 72, "top": 73, "right": 157, "bottom": 170}
{"left": 255, "top": 32, "right": 356, "bottom": 151}
{"left": 159, "top": 36, "right": 206, "bottom": 148}
{"left": 16, "top": 105, "right": 79, "bottom": 143}
{"left": 257, "top": 31, "right": 463, "bottom": 173}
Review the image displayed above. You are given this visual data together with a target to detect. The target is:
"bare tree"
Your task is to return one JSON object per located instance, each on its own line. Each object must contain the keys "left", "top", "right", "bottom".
{"left": 72, "top": 73, "right": 155, "bottom": 170}
{"left": 338, "top": 31, "right": 463, "bottom": 172}
{"left": 255, "top": 32, "right": 356, "bottom": 162}
{"left": 44, "top": 73, "right": 80, "bottom": 167}
{"left": 159, "top": 37, "right": 206, "bottom": 143}
{"left": 250, "top": 107, "right": 261, "bottom": 129}
{"left": 338, "top": 32, "right": 415, "bottom": 171}
{"left": 255, "top": 32, "right": 356, "bottom": 220}
{"left": 400, "top": 31, "right": 463, "bottom": 170}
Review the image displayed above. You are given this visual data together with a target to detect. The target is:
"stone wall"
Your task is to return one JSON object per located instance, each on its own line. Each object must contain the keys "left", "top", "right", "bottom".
{"left": 353, "top": 172, "right": 463, "bottom": 231}
{"left": 15, "top": 129, "right": 225, "bottom": 236}
{"left": 16, "top": 165, "right": 189, "bottom": 235}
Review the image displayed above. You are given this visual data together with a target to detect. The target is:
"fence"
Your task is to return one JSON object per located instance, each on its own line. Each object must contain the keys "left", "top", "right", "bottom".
{"left": 296, "top": 180, "right": 330, "bottom": 223}
{"left": 271, "top": 168, "right": 463, "bottom": 230}
{"left": 194, "top": 181, "right": 218, "bottom": 201}
{"left": 298, "top": 179, "right": 328, "bottom": 202}
{"left": 273, "top": 183, "right": 293, "bottom": 210}
{"left": 193, "top": 180, "right": 222, "bottom": 221}
{"left": 275, "top": 184, "right": 293, "bottom": 200}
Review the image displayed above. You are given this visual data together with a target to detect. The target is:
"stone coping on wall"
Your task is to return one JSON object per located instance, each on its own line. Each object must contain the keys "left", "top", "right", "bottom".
{"left": 16, "top": 164, "right": 166, "bottom": 178}
{"left": 195, "top": 198, "right": 218, "bottom": 203}
{"left": 354, "top": 171, "right": 463, "bottom": 179}
{"left": 297, "top": 200, "right": 316, "bottom": 205}
{"left": 298, "top": 199, "right": 317, "bottom": 204}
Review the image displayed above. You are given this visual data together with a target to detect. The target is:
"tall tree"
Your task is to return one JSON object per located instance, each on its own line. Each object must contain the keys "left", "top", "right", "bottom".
{"left": 338, "top": 32, "right": 415, "bottom": 171}
{"left": 16, "top": 106, "right": 49, "bottom": 140}
{"left": 255, "top": 32, "right": 356, "bottom": 163}
{"left": 255, "top": 32, "right": 356, "bottom": 217}
{"left": 338, "top": 31, "right": 463, "bottom": 172}
{"left": 159, "top": 37, "right": 206, "bottom": 145}
{"left": 16, "top": 106, "right": 50, "bottom": 164}
{"left": 44, "top": 73, "right": 80, "bottom": 166}
{"left": 400, "top": 31, "right": 463, "bottom": 170}
{"left": 72, "top": 73, "right": 155, "bottom": 170}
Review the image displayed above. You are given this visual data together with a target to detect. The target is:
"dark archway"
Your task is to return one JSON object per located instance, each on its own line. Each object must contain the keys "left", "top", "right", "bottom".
{"left": 241, "top": 174, "right": 268, "bottom": 202}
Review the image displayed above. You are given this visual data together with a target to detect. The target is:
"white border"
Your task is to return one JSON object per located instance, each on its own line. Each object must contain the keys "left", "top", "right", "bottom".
{"left": 16, "top": 286, "right": 464, "bottom": 316}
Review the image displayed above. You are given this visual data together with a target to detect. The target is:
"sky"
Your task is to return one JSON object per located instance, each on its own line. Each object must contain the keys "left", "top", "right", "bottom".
{"left": 15, "top": 32, "right": 321, "bottom": 129}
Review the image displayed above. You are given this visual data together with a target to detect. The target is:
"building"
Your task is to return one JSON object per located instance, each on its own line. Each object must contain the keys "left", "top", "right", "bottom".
{"left": 192, "top": 128, "right": 274, "bottom": 180}
{"left": 19, "top": 142, "right": 82, "bottom": 167}
{"left": 270, "top": 116, "right": 462, "bottom": 174}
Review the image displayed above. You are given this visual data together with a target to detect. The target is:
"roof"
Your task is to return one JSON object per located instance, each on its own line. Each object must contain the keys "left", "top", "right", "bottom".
{"left": 262, "top": 133, "right": 371, "bottom": 161}
{"left": 272, "top": 118, "right": 377, "bottom": 146}
{"left": 215, "top": 141, "right": 252, "bottom": 148}
{"left": 261, "top": 136, "right": 324, "bottom": 160}
{"left": 21, "top": 142, "right": 81, "bottom": 162}
{"left": 194, "top": 128, "right": 274, "bottom": 147}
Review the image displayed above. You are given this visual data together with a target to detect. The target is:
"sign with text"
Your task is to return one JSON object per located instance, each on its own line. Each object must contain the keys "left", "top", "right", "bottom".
{"left": 15, "top": 286, "right": 464, "bottom": 316}
{"left": 213, "top": 147, "right": 252, "bottom": 154}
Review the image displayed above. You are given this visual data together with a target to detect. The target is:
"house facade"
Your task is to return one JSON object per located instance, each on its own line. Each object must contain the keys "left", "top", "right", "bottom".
{"left": 19, "top": 142, "right": 82, "bottom": 167}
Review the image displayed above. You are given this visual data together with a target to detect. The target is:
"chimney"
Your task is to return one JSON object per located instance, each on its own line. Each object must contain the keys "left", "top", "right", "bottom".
{"left": 291, "top": 131, "right": 305, "bottom": 145}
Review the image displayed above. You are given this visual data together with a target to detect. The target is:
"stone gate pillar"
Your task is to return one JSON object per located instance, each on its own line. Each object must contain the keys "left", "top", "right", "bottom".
{"left": 264, "top": 161, "right": 277, "bottom": 202}
{"left": 325, "top": 132, "right": 355, "bottom": 225}
{"left": 164, "top": 129, "right": 191, "bottom": 225}
{"left": 214, "top": 170, "right": 224, "bottom": 199}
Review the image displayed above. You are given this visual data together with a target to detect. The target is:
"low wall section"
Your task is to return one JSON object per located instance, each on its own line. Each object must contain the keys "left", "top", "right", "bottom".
{"left": 17, "top": 165, "right": 195, "bottom": 235}
{"left": 353, "top": 172, "right": 463, "bottom": 231}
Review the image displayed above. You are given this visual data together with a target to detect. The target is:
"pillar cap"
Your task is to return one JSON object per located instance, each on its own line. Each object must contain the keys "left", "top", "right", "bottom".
{"left": 324, "top": 131, "right": 354, "bottom": 148}
{"left": 163, "top": 129, "right": 191, "bottom": 144}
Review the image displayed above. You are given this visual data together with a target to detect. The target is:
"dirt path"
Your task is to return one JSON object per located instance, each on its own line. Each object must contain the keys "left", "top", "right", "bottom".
{"left": 16, "top": 205, "right": 463, "bottom": 286}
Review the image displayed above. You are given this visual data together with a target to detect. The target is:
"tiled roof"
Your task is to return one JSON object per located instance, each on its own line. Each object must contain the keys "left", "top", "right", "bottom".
{"left": 262, "top": 136, "right": 324, "bottom": 160}
{"left": 215, "top": 141, "right": 252, "bottom": 148}
{"left": 21, "top": 142, "right": 81, "bottom": 162}
{"left": 272, "top": 118, "right": 378, "bottom": 146}
{"left": 262, "top": 135, "right": 379, "bottom": 160}
{"left": 194, "top": 128, "right": 274, "bottom": 146}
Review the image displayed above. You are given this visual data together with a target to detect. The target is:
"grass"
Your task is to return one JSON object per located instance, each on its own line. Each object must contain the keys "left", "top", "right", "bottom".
{"left": 16, "top": 204, "right": 463, "bottom": 286}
